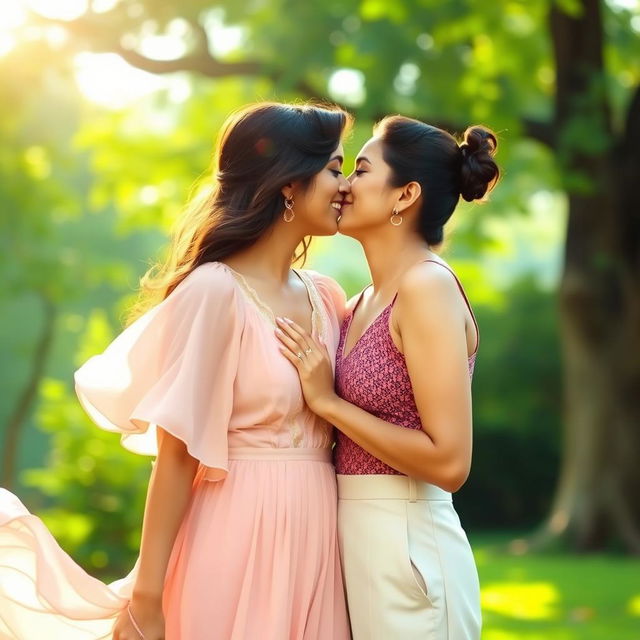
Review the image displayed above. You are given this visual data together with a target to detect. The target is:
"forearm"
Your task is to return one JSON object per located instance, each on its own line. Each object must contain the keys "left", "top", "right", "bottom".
{"left": 132, "top": 431, "right": 199, "bottom": 601}
{"left": 321, "top": 396, "right": 468, "bottom": 491}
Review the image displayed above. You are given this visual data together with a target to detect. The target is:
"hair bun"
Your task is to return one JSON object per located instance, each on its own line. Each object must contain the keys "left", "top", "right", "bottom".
{"left": 458, "top": 126, "right": 499, "bottom": 202}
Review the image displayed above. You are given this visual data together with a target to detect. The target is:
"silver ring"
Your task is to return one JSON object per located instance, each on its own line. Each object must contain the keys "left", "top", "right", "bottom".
{"left": 297, "top": 352, "right": 304, "bottom": 360}
{"left": 305, "top": 348, "right": 312, "bottom": 355}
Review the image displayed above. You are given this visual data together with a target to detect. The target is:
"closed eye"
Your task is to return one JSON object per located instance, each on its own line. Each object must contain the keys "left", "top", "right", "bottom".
{"left": 354, "top": 169, "right": 367, "bottom": 175}
{"left": 330, "top": 169, "right": 343, "bottom": 177}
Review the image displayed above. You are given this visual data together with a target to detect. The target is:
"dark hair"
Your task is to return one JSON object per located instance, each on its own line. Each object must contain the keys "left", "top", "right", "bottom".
{"left": 374, "top": 116, "right": 499, "bottom": 245}
{"left": 132, "top": 102, "right": 351, "bottom": 318}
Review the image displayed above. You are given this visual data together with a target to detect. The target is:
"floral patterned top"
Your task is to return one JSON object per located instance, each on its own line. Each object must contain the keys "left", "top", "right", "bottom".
{"left": 333, "top": 260, "right": 478, "bottom": 475}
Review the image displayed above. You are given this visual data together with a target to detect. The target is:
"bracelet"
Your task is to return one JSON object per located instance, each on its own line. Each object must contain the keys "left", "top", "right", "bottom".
{"left": 127, "top": 604, "right": 146, "bottom": 640}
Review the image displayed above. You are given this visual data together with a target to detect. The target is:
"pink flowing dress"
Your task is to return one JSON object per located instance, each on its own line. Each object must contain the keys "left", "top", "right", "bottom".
{"left": 0, "top": 262, "right": 351, "bottom": 640}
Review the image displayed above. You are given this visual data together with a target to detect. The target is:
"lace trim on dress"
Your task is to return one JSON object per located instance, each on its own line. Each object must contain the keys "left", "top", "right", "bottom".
{"left": 220, "top": 263, "right": 328, "bottom": 449}
{"left": 223, "top": 264, "right": 324, "bottom": 339}
{"left": 223, "top": 266, "right": 278, "bottom": 327}
{"left": 294, "top": 269, "right": 326, "bottom": 341}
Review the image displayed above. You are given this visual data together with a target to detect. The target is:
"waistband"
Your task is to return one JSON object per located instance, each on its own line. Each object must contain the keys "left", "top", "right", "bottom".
{"left": 337, "top": 474, "right": 452, "bottom": 502}
{"left": 228, "top": 447, "right": 332, "bottom": 462}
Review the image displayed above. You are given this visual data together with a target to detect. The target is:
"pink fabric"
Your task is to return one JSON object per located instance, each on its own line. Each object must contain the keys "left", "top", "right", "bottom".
{"left": 334, "top": 261, "right": 478, "bottom": 475}
{"left": 75, "top": 263, "right": 244, "bottom": 481}
{"left": 0, "top": 263, "right": 350, "bottom": 640}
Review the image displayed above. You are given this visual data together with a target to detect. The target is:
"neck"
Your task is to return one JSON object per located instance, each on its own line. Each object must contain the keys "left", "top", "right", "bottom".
{"left": 358, "top": 226, "right": 432, "bottom": 296}
{"left": 225, "top": 220, "right": 306, "bottom": 284}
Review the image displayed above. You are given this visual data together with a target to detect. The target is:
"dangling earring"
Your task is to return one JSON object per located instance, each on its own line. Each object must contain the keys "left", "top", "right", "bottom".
{"left": 283, "top": 197, "right": 295, "bottom": 223}
{"left": 390, "top": 208, "right": 403, "bottom": 226}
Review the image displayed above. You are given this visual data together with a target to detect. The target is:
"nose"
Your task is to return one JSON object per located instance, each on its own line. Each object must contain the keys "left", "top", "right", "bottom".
{"left": 338, "top": 174, "right": 351, "bottom": 193}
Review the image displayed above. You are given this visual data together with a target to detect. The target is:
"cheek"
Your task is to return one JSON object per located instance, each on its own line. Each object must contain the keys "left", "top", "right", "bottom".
{"left": 313, "top": 175, "right": 337, "bottom": 202}
{"left": 351, "top": 180, "right": 366, "bottom": 199}
{"left": 353, "top": 176, "right": 384, "bottom": 203}
{"left": 302, "top": 186, "right": 332, "bottom": 218}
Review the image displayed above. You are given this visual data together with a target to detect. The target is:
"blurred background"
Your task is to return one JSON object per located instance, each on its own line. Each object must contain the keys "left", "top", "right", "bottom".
{"left": 1, "top": 0, "right": 639, "bottom": 638}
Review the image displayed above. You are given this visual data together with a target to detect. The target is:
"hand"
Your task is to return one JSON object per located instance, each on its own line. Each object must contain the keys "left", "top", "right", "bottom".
{"left": 275, "top": 317, "right": 338, "bottom": 416}
{"left": 112, "top": 595, "right": 165, "bottom": 640}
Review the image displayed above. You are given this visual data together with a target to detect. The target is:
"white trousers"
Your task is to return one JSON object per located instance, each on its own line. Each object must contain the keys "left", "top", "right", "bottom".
{"left": 337, "top": 474, "right": 481, "bottom": 640}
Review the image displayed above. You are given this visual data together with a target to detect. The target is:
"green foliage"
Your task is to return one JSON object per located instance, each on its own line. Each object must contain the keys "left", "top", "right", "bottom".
{"left": 473, "top": 533, "right": 640, "bottom": 639}
{"left": 22, "top": 313, "right": 153, "bottom": 579}
{"left": 1, "top": 0, "right": 638, "bottom": 571}
{"left": 457, "top": 276, "right": 562, "bottom": 528}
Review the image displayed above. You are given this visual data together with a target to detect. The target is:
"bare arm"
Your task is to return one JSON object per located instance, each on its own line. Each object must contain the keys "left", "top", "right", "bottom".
{"left": 113, "top": 428, "right": 199, "bottom": 640}
{"left": 276, "top": 264, "right": 474, "bottom": 492}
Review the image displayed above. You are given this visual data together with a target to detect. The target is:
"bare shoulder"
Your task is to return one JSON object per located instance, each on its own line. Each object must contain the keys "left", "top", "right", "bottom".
{"left": 396, "top": 260, "right": 461, "bottom": 309}
{"left": 394, "top": 261, "right": 467, "bottom": 348}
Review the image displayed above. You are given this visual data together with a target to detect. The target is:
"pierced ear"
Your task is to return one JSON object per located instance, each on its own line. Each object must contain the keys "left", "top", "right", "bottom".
{"left": 281, "top": 183, "right": 294, "bottom": 200}
{"left": 397, "top": 181, "right": 422, "bottom": 211}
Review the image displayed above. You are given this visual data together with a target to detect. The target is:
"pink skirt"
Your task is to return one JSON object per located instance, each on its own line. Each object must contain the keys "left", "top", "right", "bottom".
{"left": 0, "top": 448, "right": 350, "bottom": 640}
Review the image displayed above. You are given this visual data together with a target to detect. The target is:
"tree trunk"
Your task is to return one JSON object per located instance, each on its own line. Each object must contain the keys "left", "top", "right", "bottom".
{"left": 1, "top": 295, "right": 56, "bottom": 489}
{"left": 539, "top": 0, "right": 640, "bottom": 552}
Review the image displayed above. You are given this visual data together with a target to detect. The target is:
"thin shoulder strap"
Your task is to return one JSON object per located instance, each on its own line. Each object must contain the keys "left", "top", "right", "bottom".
{"left": 421, "top": 260, "right": 479, "bottom": 351}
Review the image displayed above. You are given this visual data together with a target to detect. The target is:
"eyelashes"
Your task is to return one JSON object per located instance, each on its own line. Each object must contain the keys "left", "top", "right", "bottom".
{"left": 330, "top": 168, "right": 366, "bottom": 177}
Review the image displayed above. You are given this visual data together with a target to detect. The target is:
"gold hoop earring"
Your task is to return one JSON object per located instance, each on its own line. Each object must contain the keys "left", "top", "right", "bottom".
{"left": 283, "top": 197, "right": 295, "bottom": 223}
{"left": 390, "top": 208, "right": 403, "bottom": 226}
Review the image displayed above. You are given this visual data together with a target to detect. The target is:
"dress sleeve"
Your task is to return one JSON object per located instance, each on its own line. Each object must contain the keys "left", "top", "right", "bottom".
{"left": 74, "top": 262, "right": 243, "bottom": 481}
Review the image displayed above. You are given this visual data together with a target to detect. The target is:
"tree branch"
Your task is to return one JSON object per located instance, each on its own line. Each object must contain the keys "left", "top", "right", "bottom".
{"left": 109, "top": 50, "right": 557, "bottom": 148}
{"left": 34, "top": 10, "right": 557, "bottom": 147}
{"left": 33, "top": 11, "right": 264, "bottom": 78}
{"left": 113, "top": 45, "right": 262, "bottom": 77}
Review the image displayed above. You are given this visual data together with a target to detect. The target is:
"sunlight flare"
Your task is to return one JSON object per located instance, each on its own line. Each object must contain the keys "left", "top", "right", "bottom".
{"left": 481, "top": 582, "right": 560, "bottom": 621}
{"left": 73, "top": 52, "right": 168, "bottom": 108}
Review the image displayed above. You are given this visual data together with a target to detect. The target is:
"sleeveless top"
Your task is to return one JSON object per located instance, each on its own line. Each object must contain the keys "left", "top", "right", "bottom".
{"left": 333, "top": 260, "right": 479, "bottom": 475}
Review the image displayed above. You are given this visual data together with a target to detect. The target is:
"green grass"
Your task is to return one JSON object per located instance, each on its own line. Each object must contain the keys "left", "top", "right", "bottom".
{"left": 471, "top": 533, "right": 640, "bottom": 640}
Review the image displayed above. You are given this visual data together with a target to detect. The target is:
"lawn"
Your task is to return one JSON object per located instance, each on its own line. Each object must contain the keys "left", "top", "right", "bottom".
{"left": 472, "top": 533, "right": 640, "bottom": 640}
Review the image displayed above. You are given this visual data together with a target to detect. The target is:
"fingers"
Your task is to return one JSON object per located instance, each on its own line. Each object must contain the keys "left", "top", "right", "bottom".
{"left": 276, "top": 317, "right": 314, "bottom": 353}
{"left": 275, "top": 320, "right": 311, "bottom": 364}
{"left": 275, "top": 318, "right": 326, "bottom": 372}
{"left": 275, "top": 325, "right": 308, "bottom": 363}
{"left": 278, "top": 342, "right": 304, "bottom": 369}
{"left": 285, "top": 318, "right": 327, "bottom": 353}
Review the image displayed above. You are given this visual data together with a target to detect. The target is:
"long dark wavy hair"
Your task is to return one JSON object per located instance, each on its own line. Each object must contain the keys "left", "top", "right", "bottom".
{"left": 131, "top": 102, "right": 351, "bottom": 319}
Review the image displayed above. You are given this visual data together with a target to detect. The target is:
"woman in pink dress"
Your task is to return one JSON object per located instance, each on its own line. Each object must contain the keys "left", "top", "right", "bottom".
{"left": 276, "top": 116, "right": 499, "bottom": 639}
{"left": 0, "top": 102, "right": 352, "bottom": 640}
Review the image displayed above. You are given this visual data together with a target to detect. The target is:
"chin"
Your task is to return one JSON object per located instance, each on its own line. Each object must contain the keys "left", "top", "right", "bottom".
{"left": 313, "top": 222, "right": 340, "bottom": 237}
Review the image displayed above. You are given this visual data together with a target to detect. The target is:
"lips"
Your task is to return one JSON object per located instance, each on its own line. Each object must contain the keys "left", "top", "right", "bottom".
{"left": 331, "top": 198, "right": 346, "bottom": 218}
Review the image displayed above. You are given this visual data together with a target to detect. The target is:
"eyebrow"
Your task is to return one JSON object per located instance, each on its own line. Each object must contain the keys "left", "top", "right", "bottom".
{"left": 330, "top": 155, "right": 344, "bottom": 164}
{"left": 355, "top": 156, "right": 371, "bottom": 164}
